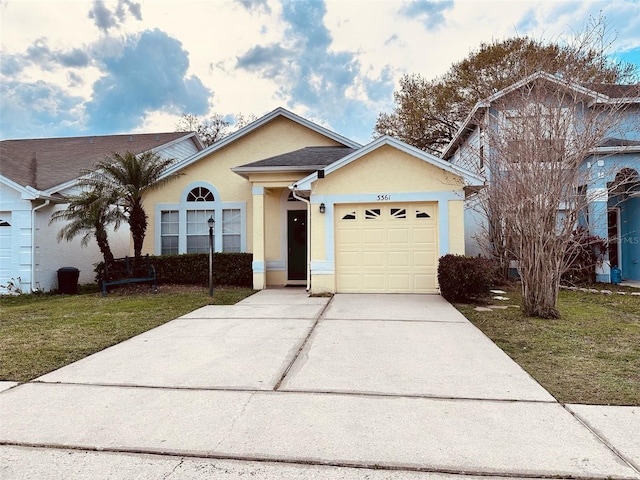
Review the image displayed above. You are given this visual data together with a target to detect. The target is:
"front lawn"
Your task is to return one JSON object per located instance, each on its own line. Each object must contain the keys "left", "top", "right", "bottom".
{"left": 457, "top": 286, "right": 640, "bottom": 405}
{"left": 0, "top": 285, "right": 255, "bottom": 382}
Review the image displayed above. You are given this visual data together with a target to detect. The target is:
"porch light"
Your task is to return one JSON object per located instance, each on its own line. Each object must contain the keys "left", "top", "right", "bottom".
{"left": 319, "top": 203, "right": 326, "bottom": 214}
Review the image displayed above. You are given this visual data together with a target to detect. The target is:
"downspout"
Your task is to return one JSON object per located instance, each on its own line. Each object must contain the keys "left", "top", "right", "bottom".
{"left": 289, "top": 184, "right": 311, "bottom": 292}
{"left": 31, "top": 199, "right": 50, "bottom": 292}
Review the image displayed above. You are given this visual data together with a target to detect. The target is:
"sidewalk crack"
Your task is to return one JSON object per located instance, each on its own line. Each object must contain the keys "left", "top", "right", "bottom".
{"left": 213, "top": 392, "right": 255, "bottom": 451}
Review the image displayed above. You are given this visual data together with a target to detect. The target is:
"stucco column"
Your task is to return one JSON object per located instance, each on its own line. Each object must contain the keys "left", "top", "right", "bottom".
{"left": 252, "top": 186, "right": 266, "bottom": 290}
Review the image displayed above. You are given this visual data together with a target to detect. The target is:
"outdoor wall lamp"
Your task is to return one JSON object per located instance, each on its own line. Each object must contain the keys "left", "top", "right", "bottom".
{"left": 208, "top": 216, "right": 215, "bottom": 297}
{"left": 319, "top": 203, "right": 326, "bottom": 214}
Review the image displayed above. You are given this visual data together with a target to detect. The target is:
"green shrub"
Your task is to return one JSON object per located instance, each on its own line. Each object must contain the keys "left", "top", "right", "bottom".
{"left": 437, "top": 254, "right": 497, "bottom": 302}
{"left": 95, "top": 253, "right": 253, "bottom": 288}
{"left": 561, "top": 227, "right": 606, "bottom": 286}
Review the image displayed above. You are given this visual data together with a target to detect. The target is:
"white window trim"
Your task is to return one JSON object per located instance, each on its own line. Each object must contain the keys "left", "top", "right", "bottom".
{"left": 155, "top": 181, "right": 246, "bottom": 255}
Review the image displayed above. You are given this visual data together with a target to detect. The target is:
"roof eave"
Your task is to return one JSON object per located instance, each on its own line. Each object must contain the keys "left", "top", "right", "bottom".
{"left": 162, "top": 107, "right": 362, "bottom": 179}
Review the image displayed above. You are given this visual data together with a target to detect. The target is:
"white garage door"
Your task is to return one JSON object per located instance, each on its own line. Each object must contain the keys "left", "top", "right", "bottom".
{"left": 335, "top": 203, "right": 438, "bottom": 293}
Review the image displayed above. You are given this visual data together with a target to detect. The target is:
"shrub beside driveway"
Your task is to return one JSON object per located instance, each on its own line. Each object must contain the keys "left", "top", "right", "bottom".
{"left": 0, "top": 285, "right": 255, "bottom": 383}
{"left": 456, "top": 286, "right": 640, "bottom": 406}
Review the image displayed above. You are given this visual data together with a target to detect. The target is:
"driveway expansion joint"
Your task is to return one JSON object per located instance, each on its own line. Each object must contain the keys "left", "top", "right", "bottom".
{"left": 273, "top": 295, "right": 334, "bottom": 391}
{"left": 563, "top": 404, "right": 640, "bottom": 476}
{"left": 3, "top": 441, "right": 626, "bottom": 480}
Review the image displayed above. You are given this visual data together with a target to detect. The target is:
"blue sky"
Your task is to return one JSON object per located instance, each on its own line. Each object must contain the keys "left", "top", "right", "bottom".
{"left": 1, "top": 0, "right": 639, "bottom": 144}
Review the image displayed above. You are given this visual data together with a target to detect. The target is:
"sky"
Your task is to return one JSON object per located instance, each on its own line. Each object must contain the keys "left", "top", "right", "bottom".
{"left": 1, "top": 0, "right": 639, "bottom": 144}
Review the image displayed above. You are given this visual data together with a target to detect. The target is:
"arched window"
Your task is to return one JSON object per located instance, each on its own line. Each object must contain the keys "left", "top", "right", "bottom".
{"left": 157, "top": 183, "right": 245, "bottom": 255}
{"left": 187, "top": 187, "right": 215, "bottom": 202}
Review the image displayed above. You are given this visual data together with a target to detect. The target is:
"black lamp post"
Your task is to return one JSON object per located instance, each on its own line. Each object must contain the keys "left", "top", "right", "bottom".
{"left": 208, "top": 216, "right": 215, "bottom": 297}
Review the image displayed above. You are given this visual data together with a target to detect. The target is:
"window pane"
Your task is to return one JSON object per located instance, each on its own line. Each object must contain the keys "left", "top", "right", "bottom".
{"left": 161, "top": 236, "right": 178, "bottom": 255}
{"left": 223, "top": 209, "right": 240, "bottom": 234}
{"left": 187, "top": 235, "right": 210, "bottom": 254}
{"left": 187, "top": 209, "right": 213, "bottom": 234}
{"left": 222, "top": 209, "right": 241, "bottom": 252}
{"left": 223, "top": 235, "right": 241, "bottom": 253}
{"left": 161, "top": 210, "right": 179, "bottom": 254}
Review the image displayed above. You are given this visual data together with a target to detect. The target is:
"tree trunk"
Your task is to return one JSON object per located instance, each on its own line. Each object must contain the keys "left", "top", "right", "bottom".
{"left": 129, "top": 205, "right": 147, "bottom": 262}
{"left": 95, "top": 226, "right": 114, "bottom": 264}
{"left": 519, "top": 241, "right": 561, "bottom": 319}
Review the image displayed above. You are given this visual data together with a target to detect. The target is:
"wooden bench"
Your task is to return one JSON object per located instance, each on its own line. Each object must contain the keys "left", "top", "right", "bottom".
{"left": 102, "top": 254, "right": 157, "bottom": 296}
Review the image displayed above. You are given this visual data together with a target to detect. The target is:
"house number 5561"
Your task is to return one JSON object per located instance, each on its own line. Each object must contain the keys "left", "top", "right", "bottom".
{"left": 377, "top": 194, "right": 390, "bottom": 201}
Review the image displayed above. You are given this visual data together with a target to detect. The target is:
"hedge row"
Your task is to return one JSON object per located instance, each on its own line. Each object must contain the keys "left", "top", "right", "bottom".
{"left": 95, "top": 253, "right": 253, "bottom": 287}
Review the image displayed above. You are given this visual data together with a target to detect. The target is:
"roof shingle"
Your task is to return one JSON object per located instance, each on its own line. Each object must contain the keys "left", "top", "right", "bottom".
{"left": 0, "top": 132, "right": 191, "bottom": 191}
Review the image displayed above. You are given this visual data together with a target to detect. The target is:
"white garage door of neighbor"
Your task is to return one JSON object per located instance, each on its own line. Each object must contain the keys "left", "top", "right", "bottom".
{"left": 335, "top": 203, "right": 438, "bottom": 293}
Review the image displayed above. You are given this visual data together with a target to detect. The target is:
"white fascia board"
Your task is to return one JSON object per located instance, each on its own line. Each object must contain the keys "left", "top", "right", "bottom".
{"left": 588, "top": 145, "right": 640, "bottom": 155}
{"left": 161, "top": 107, "right": 361, "bottom": 179}
{"left": 441, "top": 102, "right": 487, "bottom": 160}
{"left": 0, "top": 175, "right": 37, "bottom": 199}
{"left": 231, "top": 165, "right": 329, "bottom": 177}
{"left": 294, "top": 135, "right": 484, "bottom": 191}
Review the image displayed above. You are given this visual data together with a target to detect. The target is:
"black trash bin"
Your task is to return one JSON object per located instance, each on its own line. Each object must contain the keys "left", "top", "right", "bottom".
{"left": 57, "top": 267, "right": 80, "bottom": 294}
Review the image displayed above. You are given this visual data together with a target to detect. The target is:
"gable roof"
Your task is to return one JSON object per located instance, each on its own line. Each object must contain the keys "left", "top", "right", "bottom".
{"left": 293, "top": 135, "right": 484, "bottom": 191}
{"left": 442, "top": 72, "right": 640, "bottom": 160}
{"left": 231, "top": 146, "right": 356, "bottom": 178}
{"left": 162, "top": 107, "right": 362, "bottom": 178}
{"left": 0, "top": 132, "right": 199, "bottom": 193}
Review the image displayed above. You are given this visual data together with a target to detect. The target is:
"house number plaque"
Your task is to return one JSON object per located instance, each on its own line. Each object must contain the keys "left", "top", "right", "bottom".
{"left": 377, "top": 194, "right": 391, "bottom": 201}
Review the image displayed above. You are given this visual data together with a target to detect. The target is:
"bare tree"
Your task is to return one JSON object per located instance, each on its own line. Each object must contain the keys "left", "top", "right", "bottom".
{"left": 176, "top": 112, "right": 258, "bottom": 147}
{"left": 466, "top": 74, "right": 638, "bottom": 318}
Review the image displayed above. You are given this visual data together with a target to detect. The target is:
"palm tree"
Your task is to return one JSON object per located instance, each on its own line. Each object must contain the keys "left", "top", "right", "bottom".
{"left": 82, "top": 151, "right": 181, "bottom": 261}
{"left": 50, "top": 186, "right": 124, "bottom": 264}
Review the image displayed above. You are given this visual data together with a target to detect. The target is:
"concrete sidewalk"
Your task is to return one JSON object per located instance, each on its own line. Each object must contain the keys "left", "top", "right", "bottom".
{"left": 1, "top": 289, "right": 639, "bottom": 479}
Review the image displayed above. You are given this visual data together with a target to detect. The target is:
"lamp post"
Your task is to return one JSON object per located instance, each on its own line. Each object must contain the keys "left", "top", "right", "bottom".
{"left": 208, "top": 216, "right": 215, "bottom": 297}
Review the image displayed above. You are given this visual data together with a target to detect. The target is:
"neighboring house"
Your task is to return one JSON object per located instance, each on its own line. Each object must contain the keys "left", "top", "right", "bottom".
{"left": 0, "top": 132, "right": 203, "bottom": 293}
{"left": 442, "top": 73, "right": 640, "bottom": 283}
{"left": 142, "top": 107, "right": 483, "bottom": 294}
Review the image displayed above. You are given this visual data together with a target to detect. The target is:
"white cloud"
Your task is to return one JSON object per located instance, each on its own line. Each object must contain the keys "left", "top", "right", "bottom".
{"left": 1, "top": 0, "right": 638, "bottom": 141}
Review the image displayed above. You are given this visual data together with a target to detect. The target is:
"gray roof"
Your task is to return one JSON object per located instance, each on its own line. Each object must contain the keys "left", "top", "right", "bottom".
{"left": 1, "top": 132, "right": 194, "bottom": 191}
{"left": 236, "top": 146, "right": 356, "bottom": 170}
{"left": 599, "top": 137, "right": 640, "bottom": 148}
{"left": 582, "top": 83, "right": 640, "bottom": 98}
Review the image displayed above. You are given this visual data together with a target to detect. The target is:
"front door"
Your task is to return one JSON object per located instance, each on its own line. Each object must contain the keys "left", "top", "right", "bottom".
{"left": 608, "top": 208, "right": 620, "bottom": 268}
{"left": 287, "top": 210, "right": 307, "bottom": 281}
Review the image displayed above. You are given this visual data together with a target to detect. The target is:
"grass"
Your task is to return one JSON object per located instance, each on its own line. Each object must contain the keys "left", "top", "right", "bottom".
{"left": 456, "top": 285, "right": 640, "bottom": 406}
{"left": 0, "top": 284, "right": 255, "bottom": 382}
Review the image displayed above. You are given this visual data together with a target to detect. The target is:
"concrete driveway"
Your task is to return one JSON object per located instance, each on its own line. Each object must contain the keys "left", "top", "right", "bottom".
{"left": 1, "top": 289, "right": 639, "bottom": 479}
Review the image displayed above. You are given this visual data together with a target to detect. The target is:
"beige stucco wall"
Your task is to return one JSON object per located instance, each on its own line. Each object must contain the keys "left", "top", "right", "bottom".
{"left": 142, "top": 116, "right": 343, "bottom": 257}
{"left": 313, "top": 145, "right": 465, "bottom": 196}
{"left": 309, "top": 144, "right": 467, "bottom": 295}
{"left": 448, "top": 199, "right": 465, "bottom": 255}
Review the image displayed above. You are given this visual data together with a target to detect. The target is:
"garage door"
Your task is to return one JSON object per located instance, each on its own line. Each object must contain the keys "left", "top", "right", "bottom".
{"left": 335, "top": 203, "right": 438, "bottom": 293}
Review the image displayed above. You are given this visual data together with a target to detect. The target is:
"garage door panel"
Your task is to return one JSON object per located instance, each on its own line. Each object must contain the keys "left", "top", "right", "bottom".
{"left": 362, "top": 229, "right": 384, "bottom": 244}
{"left": 363, "top": 274, "right": 385, "bottom": 290}
{"left": 339, "top": 229, "right": 360, "bottom": 244}
{"left": 388, "top": 228, "right": 410, "bottom": 244}
{"left": 337, "top": 251, "right": 360, "bottom": 267}
{"left": 414, "top": 250, "right": 437, "bottom": 266}
{"left": 335, "top": 203, "right": 439, "bottom": 293}
{"left": 413, "top": 226, "right": 436, "bottom": 244}
{"left": 388, "top": 251, "right": 410, "bottom": 267}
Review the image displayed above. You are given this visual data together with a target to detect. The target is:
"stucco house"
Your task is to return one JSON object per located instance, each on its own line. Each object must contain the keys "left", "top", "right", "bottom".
{"left": 142, "top": 108, "right": 483, "bottom": 294}
{"left": 0, "top": 132, "right": 203, "bottom": 293}
{"left": 442, "top": 73, "right": 640, "bottom": 283}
